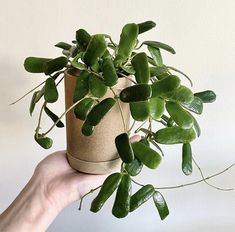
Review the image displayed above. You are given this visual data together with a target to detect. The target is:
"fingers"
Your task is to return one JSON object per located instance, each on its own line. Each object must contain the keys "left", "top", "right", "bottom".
{"left": 130, "top": 134, "right": 141, "bottom": 143}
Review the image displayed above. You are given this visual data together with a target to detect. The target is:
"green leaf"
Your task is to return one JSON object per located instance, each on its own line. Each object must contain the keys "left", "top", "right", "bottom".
{"left": 189, "top": 113, "right": 201, "bottom": 137}
{"left": 81, "top": 121, "right": 94, "bottom": 136}
{"left": 166, "top": 101, "right": 194, "bottom": 129}
{"left": 130, "top": 185, "right": 155, "bottom": 212}
{"left": 131, "top": 142, "right": 161, "bottom": 169}
{"left": 73, "top": 71, "right": 89, "bottom": 102}
{"left": 131, "top": 52, "right": 150, "bottom": 84}
{"left": 120, "top": 84, "right": 152, "bottom": 103}
{"left": 153, "top": 191, "right": 169, "bottom": 220}
{"left": 182, "top": 96, "right": 203, "bottom": 114}
{"left": 149, "top": 97, "right": 165, "bottom": 120}
{"left": 147, "top": 46, "right": 163, "bottom": 66}
{"left": 115, "top": 133, "right": 134, "bottom": 163}
{"left": 74, "top": 98, "right": 96, "bottom": 120}
{"left": 102, "top": 57, "right": 118, "bottom": 86}
{"left": 151, "top": 75, "right": 181, "bottom": 98}
{"left": 29, "top": 91, "right": 39, "bottom": 116}
{"left": 76, "top": 29, "right": 91, "bottom": 50}
{"left": 90, "top": 173, "right": 122, "bottom": 213}
{"left": 43, "top": 56, "right": 68, "bottom": 75}
{"left": 143, "top": 41, "right": 176, "bottom": 54}
{"left": 112, "top": 174, "right": 132, "bottom": 218}
{"left": 83, "top": 34, "right": 107, "bottom": 66}
{"left": 138, "top": 20, "right": 156, "bottom": 34}
{"left": 182, "top": 143, "right": 192, "bottom": 175}
{"left": 89, "top": 74, "right": 107, "bottom": 98}
{"left": 121, "top": 65, "right": 135, "bottom": 74}
{"left": 114, "top": 23, "right": 139, "bottom": 66}
{"left": 44, "top": 78, "right": 58, "bottom": 103}
{"left": 125, "top": 158, "right": 143, "bottom": 176}
{"left": 194, "top": 90, "right": 216, "bottom": 103}
{"left": 130, "top": 101, "right": 150, "bottom": 121}
{"left": 150, "top": 66, "right": 168, "bottom": 77}
{"left": 86, "top": 98, "right": 116, "bottom": 126}
{"left": 44, "top": 106, "right": 64, "bottom": 128}
{"left": 55, "top": 42, "right": 72, "bottom": 50}
{"left": 24, "top": 57, "right": 51, "bottom": 73}
{"left": 154, "top": 126, "right": 196, "bottom": 144}
{"left": 34, "top": 133, "right": 53, "bottom": 149}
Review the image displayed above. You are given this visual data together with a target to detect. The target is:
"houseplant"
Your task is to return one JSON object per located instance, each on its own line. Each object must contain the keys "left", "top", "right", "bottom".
{"left": 12, "top": 20, "right": 219, "bottom": 219}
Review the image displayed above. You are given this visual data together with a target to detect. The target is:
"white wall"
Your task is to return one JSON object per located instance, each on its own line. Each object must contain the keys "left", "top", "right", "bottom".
{"left": 1, "top": 0, "right": 235, "bottom": 231}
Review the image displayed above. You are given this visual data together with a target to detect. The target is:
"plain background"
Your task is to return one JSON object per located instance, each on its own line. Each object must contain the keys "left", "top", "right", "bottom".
{"left": 0, "top": 0, "right": 235, "bottom": 231}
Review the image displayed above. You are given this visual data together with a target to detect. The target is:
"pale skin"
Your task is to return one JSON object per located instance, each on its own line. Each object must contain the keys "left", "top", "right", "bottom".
{"left": 0, "top": 135, "right": 141, "bottom": 232}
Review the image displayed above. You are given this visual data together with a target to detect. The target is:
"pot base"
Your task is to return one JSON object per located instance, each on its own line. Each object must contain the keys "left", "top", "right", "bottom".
{"left": 66, "top": 152, "right": 122, "bottom": 174}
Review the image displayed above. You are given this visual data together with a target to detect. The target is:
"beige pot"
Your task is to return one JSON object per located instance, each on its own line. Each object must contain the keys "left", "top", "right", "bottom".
{"left": 64, "top": 70, "right": 131, "bottom": 174}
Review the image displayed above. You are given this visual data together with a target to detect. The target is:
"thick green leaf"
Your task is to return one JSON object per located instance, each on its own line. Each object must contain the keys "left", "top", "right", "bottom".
{"left": 166, "top": 101, "right": 194, "bottom": 129}
{"left": 115, "top": 133, "right": 134, "bottom": 163}
{"left": 81, "top": 121, "right": 94, "bottom": 136}
{"left": 34, "top": 133, "right": 53, "bottom": 149}
{"left": 120, "top": 84, "right": 152, "bottom": 103}
{"left": 153, "top": 191, "right": 169, "bottom": 220}
{"left": 44, "top": 106, "right": 64, "bottom": 128}
{"left": 112, "top": 174, "right": 132, "bottom": 218}
{"left": 84, "top": 34, "right": 107, "bottom": 66}
{"left": 194, "top": 90, "right": 216, "bottom": 103}
{"left": 43, "top": 56, "right": 68, "bottom": 75}
{"left": 86, "top": 98, "right": 116, "bottom": 126}
{"left": 143, "top": 41, "right": 176, "bottom": 54}
{"left": 147, "top": 46, "right": 163, "bottom": 66}
{"left": 182, "top": 96, "right": 203, "bottom": 114}
{"left": 151, "top": 75, "right": 181, "bottom": 98}
{"left": 131, "top": 142, "right": 161, "bottom": 169}
{"left": 114, "top": 23, "right": 139, "bottom": 66}
{"left": 29, "top": 91, "right": 39, "bottom": 116}
{"left": 130, "top": 101, "right": 149, "bottom": 121}
{"left": 74, "top": 98, "right": 96, "bottom": 120}
{"left": 149, "top": 97, "right": 165, "bottom": 120}
{"left": 73, "top": 71, "right": 89, "bottom": 102}
{"left": 182, "top": 143, "right": 192, "bottom": 175}
{"left": 154, "top": 126, "right": 196, "bottom": 144}
{"left": 55, "top": 42, "right": 72, "bottom": 50}
{"left": 138, "top": 20, "right": 156, "bottom": 34}
{"left": 131, "top": 52, "right": 150, "bottom": 84}
{"left": 89, "top": 74, "right": 107, "bottom": 98}
{"left": 130, "top": 185, "right": 155, "bottom": 212}
{"left": 76, "top": 29, "right": 91, "bottom": 50}
{"left": 90, "top": 173, "right": 122, "bottom": 212}
{"left": 121, "top": 65, "right": 135, "bottom": 75}
{"left": 125, "top": 158, "right": 143, "bottom": 176}
{"left": 102, "top": 57, "right": 118, "bottom": 86}
{"left": 24, "top": 57, "right": 51, "bottom": 73}
{"left": 44, "top": 78, "right": 58, "bottom": 103}
{"left": 149, "top": 66, "right": 168, "bottom": 77}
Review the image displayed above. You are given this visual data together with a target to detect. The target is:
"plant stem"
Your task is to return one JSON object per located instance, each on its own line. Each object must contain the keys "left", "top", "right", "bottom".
{"left": 131, "top": 178, "right": 145, "bottom": 187}
{"left": 35, "top": 101, "right": 47, "bottom": 136}
{"left": 127, "top": 120, "right": 136, "bottom": 134}
{"left": 134, "top": 120, "right": 148, "bottom": 133}
{"left": 118, "top": 73, "right": 137, "bottom": 84}
{"left": 78, "top": 185, "right": 102, "bottom": 210}
{"left": 9, "top": 81, "right": 46, "bottom": 105}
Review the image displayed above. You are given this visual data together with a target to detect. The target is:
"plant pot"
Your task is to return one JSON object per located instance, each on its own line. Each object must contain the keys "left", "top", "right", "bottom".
{"left": 64, "top": 70, "right": 131, "bottom": 174}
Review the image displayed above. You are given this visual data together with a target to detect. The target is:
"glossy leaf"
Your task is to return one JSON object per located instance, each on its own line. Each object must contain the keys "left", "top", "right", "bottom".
{"left": 131, "top": 52, "right": 150, "bottom": 84}
{"left": 194, "top": 90, "right": 216, "bottom": 103}
{"left": 120, "top": 84, "right": 152, "bottom": 103}
{"left": 74, "top": 98, "right": 96, "bottom": 120}
{"left": 89, "top": 74, "right": 107, "bottom": 98}
{"left": 130, "top": 185, "right": 155, "bottom": 212}
{"left": 147, "top": 46, "right": 163, "bottom": 66}
{"left": 34, "top": 133, "right": 53, "bottom": 149}
{"left": 24, "top": 57, "right": 51, "bottom": 73}
{"left": 112, "top": 174, "right": 131, "bottom": 218}
{"left": 182, "top": 96, "right": 203, "bottom": 114}
{"left": 131, "top": 142, "right": 161, "bottom": 169}
{"left": 138, "top": 20, "right": 156, "bottom": 34}
{"left": 55, "top": 42, "right": 72, "bottom": 50}
{"left": 143, "top": 41, "right": 176, "bottom": 54}
{"left": 149, "top": 97, "right": 165, "bottom": 120}
{"left": 115, "top": 133, "right": 134, "bottom": 163}
{"left": 125, "top": 158, "right": 143, "bottom": 176}
{"left": 76, "top": 29, "right": 91, "bottom": 50}
{"left": 130, "top": 101, "right": 150, "bottom": 121}
{"left": 73, "top": 71, "right": 89, "bottom": 103}
{"left": 43, "top": 56, "right": 68, "bottom": 75}
{"left": 90, "top": 173, "right": 122, "bottom": 212}
{"left": 44, "top": 106, "right": 64, "bottom": 127}
{"left": 153, "top": 191, "right": 169, "bottom": 220}
{"left": 166, "top": 101, "right": 194, "bottom": 129}
{"left": 84, "top": 34, "right": 107, "bottom": 66}
{"left": 154, "top": 126, "right": 196, "bottom": 144}
{"left": 102, "top": 57, "right": 118, "bottom": 86}
{"left": 114, "top": 23, "right": 139, "bottom": 66}
{"left": 29, "top": 91, "right": 39, "bottom": 116}
{"left": 150, "top": 66, "right": 168, "bottom": 77}
{"left": 44, "top": 78, "right": 58, "bottom": 103}
{"left": 86, "top": 98, "right": 116, "bottom": 126}
{"left": 81, "top": 121, "right": 94, "bottom": 136}
{"left": 182, "top": 143, "right": 192, "bottom": 175}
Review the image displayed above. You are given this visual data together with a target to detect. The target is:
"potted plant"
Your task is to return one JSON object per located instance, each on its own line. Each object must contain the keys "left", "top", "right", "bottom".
{"left": 12, "top": 20, "right": 218, "bottom": 219}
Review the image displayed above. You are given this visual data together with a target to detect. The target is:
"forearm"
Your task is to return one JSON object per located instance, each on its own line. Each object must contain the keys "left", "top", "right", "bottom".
{"left": 0, "top": 174, "right": 59, "bottom": 232}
